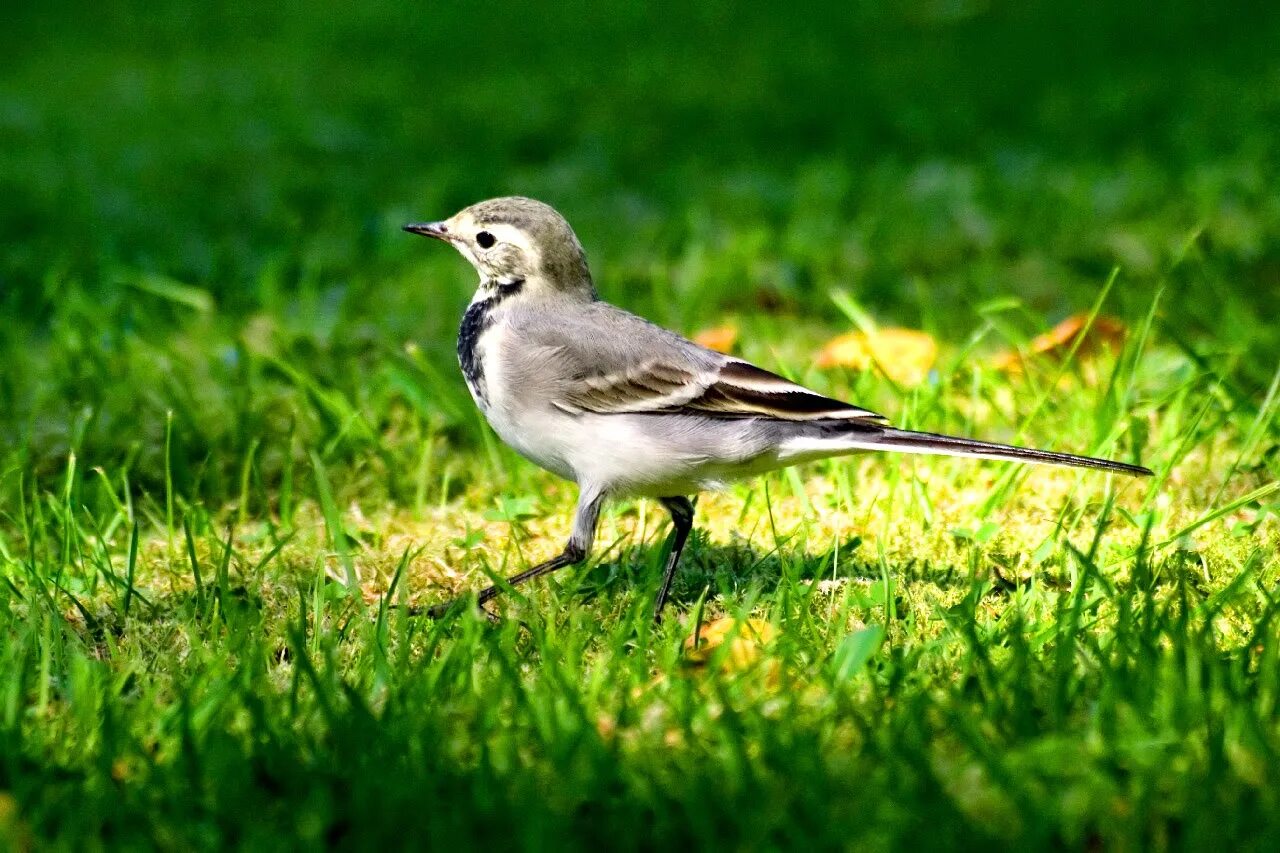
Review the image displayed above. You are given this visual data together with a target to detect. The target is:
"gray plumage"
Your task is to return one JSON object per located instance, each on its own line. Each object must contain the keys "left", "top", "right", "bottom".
{"left": 405, "top": 196, "right": 1152, "bottom": 621}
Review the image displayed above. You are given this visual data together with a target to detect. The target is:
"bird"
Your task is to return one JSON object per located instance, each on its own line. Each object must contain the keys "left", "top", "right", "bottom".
{"left": 404, "top": 196, "right": 1152, "bottom": 622}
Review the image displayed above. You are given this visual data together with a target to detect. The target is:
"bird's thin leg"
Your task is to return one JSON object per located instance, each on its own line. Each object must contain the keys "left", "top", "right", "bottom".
{"left": 652, "top": 496, "right": 695, "bottom": 623}
{"left": 427, "top": 489, "right": 605, "bottom": 618}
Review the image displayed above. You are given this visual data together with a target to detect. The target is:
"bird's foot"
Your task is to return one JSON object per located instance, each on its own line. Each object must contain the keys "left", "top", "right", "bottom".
{"left": 405, "top": 598, "right": 502, "bottom": 624}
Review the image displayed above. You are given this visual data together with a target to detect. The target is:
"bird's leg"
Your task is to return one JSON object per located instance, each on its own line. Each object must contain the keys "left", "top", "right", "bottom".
{"left": 426, "top": 489, "right": 604, "bottom": 619}
{"left": 652, "top": 496, "right": 695, "bottom": 623}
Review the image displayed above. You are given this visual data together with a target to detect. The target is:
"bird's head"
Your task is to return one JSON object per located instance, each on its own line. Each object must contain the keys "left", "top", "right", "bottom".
{"left": 405, "top": 196, "right": 595, "bottom": 301}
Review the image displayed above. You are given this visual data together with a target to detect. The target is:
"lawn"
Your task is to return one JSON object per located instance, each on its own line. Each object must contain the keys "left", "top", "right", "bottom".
{"left": 3, "top": 1, "right": 1280, "bottom": 848}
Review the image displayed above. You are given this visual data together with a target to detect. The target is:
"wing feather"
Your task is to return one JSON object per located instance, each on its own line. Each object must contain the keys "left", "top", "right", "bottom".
{"left": 507, "top": 300, "right": 884, "bottom": 422}
{"left": 556, "top": 357, "right": 884, "bottom": 422}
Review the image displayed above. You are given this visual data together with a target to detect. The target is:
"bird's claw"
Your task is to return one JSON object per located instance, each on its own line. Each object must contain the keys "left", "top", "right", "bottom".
{"left": 422, "top": 598, "right": 502, "bottom": 624}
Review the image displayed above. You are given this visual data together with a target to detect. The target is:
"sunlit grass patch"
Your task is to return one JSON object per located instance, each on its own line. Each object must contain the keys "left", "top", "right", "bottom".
{"left": 3, "top": 2, "right": 1280, "bottom": 845}
{"left": 3, "top": 268, "right": 1278, "bottom": 846}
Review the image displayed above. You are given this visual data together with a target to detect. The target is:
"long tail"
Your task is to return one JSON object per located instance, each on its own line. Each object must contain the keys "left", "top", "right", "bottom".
{"left": 783, "top": 422, "right": 1153, "bottom": 477}
{"left": 865, "top": 427, "right": 1153, "bottom": 477}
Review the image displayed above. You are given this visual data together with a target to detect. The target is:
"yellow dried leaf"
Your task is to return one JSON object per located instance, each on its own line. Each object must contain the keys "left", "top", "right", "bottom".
{"left": 992, "top": 314, "right": 1127, "bottom": 373}
{"left": 360, "top": 581, "right": 385, "bottom": 606}
{"left": 815, "top": 328, "right": 938, "bottom": 385}
{"left": 595, "top": 714, "right": 617, "bottom": 742}
{"left": 684, "top": 617, "right": 776, "bottom": 671}
{"left": 693, "top": 324, "right": 739, "bottom": 354}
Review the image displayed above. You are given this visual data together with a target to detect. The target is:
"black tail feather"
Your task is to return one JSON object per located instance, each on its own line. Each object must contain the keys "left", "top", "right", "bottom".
{"left": 872, "top": 428, "right": 1153, "bottom": 477}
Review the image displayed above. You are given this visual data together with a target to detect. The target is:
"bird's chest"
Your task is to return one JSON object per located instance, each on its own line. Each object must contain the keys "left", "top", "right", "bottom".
{"left": 457, "top": 305, "right": 575, "bottom": 479}
{"left": 457, "top": 297, "right": 496, "bottom": 409}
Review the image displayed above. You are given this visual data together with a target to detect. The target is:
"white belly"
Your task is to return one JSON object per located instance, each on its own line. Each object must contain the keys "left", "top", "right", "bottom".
{"left": 484, "top": 401, "right": 791, "bottom": 498}
{"left": 474, "top": 323, "right": 578, "bottom": 482}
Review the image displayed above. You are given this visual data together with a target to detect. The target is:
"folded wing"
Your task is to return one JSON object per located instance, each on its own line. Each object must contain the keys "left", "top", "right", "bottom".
{"left": 554, "top": 355, "right": 884, "bottom": 422}
{"left": 505, "top": 301, "right": 884, "bottom": 422}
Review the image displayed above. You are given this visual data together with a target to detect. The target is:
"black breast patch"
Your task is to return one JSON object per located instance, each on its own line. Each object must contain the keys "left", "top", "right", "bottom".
{"left": 456, "top": 279, "right": 523, "bottom": 406}
{"left": 457, "top": 297, "right": 495, "bottom": 405}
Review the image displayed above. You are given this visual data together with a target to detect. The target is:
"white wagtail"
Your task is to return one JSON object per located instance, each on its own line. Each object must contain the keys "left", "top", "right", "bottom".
{"left": 405, "top": 197, "right": 1152, "bottom": 621}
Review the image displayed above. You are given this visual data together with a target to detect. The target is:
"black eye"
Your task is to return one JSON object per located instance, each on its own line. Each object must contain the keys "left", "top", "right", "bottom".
{"left": 476, "top": 231, "right": 496, "bottom": 249}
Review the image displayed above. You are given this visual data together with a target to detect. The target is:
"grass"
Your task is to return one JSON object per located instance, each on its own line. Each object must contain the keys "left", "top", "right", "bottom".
{"left": 3, "top": 1, "right": 1280, "bottom": 848}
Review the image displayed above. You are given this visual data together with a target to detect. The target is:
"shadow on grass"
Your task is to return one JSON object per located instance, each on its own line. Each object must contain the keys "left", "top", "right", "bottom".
{"left": 564, "top": 530, "right": 993, "bottom": 617}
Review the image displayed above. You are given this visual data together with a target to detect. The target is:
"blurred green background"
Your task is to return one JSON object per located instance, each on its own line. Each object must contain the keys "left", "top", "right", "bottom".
{"left": 4, "top": 4, "right": 1280, "bottom": 847}
{"left": 2, "top": 0, "right": 1278, "bottom": 497}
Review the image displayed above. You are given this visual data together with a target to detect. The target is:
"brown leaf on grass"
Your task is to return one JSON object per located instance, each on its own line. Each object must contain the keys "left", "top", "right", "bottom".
{"left": 693, "top": 324, "right": 739, "bottom": 354}
{"left": 992, "top": 314, "right": 1127, "bottom": 373}
{"left": 595, "top": 714, "right": 618, "bottom": 743}
{"left": 684, "top": 617, "right": 777, "bottom": 671}
{"left": 360, "top": 580, "right": 387, "bottom": 606}
{"left": 815, "top": 328, "right": 938, "bottom": 385}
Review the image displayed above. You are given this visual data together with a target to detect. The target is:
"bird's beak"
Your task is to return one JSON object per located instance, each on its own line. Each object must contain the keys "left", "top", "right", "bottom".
{"left": 403, "top": 221, "right": 452, "bottom": 241}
